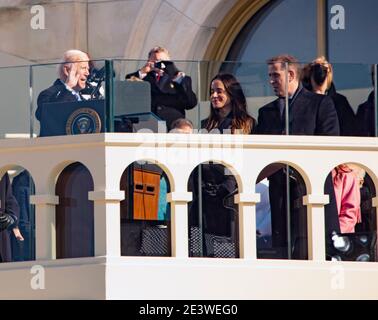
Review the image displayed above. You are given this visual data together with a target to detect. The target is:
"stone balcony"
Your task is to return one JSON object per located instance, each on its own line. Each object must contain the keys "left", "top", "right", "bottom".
{"left": 0, "top": 133, "right": 377, "bottom": 299}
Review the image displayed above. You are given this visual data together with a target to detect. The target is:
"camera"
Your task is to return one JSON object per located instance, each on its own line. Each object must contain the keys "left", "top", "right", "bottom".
{"left": 155, "top": 60, "right": 179, "bottom": 77}
{"left": 154, "top": 61, "right": 166, "bottom": 70}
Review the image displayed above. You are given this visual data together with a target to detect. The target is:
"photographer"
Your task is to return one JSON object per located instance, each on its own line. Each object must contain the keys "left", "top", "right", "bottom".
{"left": 126, "top": 46, "right": 197, "bottom": 130}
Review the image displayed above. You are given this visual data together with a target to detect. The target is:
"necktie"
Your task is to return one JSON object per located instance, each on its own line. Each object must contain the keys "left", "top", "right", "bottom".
{"left": 277, "top": 98, "right": 287, "bottom": 134}
{"left": 74, "top": 91, "right": 82, "bottom": 101}
{"left": 277, "top": 97, "right": 285, "bottom": 119}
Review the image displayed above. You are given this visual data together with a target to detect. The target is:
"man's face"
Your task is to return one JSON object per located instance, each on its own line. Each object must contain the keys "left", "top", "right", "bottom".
{"left": 63, "top": 54, "right": 90, "bottom": 90}
{"left": 75, "top": 60, "right": 90, "bottom": 90}
{"left": 268, "top": 62, "right": 286, "bottom": 97}
{"left": 150, "top": 51, "right": 170, "bottom": 63}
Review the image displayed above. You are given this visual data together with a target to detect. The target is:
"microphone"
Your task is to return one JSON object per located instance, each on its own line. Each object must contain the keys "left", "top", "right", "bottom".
{"left": 82, "top": 66, "right": 106, "bottom": 99}
{"left": 87, "top": 66, "right": 105, "bottom": 83}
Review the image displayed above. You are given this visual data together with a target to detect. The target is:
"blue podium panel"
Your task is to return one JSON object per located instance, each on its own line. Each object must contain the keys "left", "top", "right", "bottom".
{"left": 39, "top": 100, "right": 105, "bottom": 137}
{"left": 114, "top": 112, "right": 166, "bottom": 133}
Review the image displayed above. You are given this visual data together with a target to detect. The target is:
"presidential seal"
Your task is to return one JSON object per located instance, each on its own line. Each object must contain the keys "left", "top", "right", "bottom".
{"left": 66, "top": 108, "right": 101, "bottom": 135}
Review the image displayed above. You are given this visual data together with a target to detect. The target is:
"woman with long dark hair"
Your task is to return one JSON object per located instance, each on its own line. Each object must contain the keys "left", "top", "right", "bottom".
{"left": 202, "top": 73, "right": 255, "bottom": 134}
{"left": 189, "top": 74, "right": 255, "bottom": 258}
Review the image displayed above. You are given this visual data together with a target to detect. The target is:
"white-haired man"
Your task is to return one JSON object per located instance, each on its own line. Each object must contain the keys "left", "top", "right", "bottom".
{"left": 36, "top": 49, "right": 90, "bottom": 121}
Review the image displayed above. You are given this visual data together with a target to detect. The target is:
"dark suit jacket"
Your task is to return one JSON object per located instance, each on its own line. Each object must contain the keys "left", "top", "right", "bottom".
{"left": 126, "top": 71, "right": 197, "bottom": 129}
{"left": 0, "top": 173, "right": 20, "bottom": 262}
{"left": 254, "top": 87, "right": 340, "bottom": 136}
{"left": 253, "top": 87, "right": 340, "bottom": 258}
{"left": 36, "top": 79, "right": 78, "bottom": 121}
{"left": 327, "top": 84, "right": 358, "bottom": 136}
{"left": 356, "top": 91, "right": 375, "bottom": 137}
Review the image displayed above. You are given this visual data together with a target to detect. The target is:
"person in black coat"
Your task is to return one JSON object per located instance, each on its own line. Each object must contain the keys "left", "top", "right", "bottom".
{"left": 355, "top": 70, "right": 376, "bottom": 239}
{"left": 11, "top": 170, "right": 34, "bottom": 261}
{"left": 356, "top": 66, "right": 376, "bottom": 137}
{"left": 301, "top": 56, "right": 358, "bottom": 136}
{"left": 356, "top": 90, "right": 375, "bottom": 137}
{"left": 125, "top": 46, "right": 197, "bottom": 130}
{"left": 253, "top": 55, "right": 340, "bottom": 259}
{"left": 36, "top": 49, "right": 91, "bottom": 122}
{"left": 0, "top": 173, "right": 21, "bottom": 262}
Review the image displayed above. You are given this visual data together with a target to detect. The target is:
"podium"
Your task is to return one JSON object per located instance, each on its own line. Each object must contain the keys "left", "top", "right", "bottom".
{"left": 113, "top": 80, "right": 166, "bottom": 133}
{"left": 39, "top": 100, "right": 105, "bottom": 137}
{"left": 120, "top": 162, "right": 164, "bottom": 221}
{"left": 38, "top": 81, "right": 165, "bottom": 136}
{"left": 133, "top": 167, "right": 161, "bottom": 220}
{"left": 114, "top": 80, "right": 151, "bottom": 116}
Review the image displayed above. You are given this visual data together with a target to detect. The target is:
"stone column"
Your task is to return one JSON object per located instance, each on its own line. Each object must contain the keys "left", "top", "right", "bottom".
{"left": 30, "top": 194, "right": 59, "bottom": 260}
{"left": 303, "top": 194, "right": 329, "bottom": 261}
{"left": 234, "top": 193, "right": 261, "bottom": 259}
{"left": 166, "top": 191, "right": 192, "bottom": 258}
{"left": 372, "top": 197, "right": 378, "bottom": 258}
{"left": 88, "top": 190, "right": 125, "bottom": 257}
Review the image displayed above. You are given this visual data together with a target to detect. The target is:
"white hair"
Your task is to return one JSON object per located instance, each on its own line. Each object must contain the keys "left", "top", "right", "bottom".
{"left": 59, "top": 49, "right": 89, "bottom": 80}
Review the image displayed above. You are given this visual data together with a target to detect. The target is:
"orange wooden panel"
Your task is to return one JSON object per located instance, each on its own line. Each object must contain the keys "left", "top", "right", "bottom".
{"left": 133, "top": 169, "right": 160, "bottom": 220}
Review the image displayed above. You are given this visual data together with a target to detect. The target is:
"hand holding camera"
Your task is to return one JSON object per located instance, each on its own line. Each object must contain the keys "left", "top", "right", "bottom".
{"left": 140, "top": 60, "right": 155, "bottom": 75}
{"left": 139, "top": 59, "right": 181, "bottom": 81}
{"left": 154, "top": 60, "right": 180, "bottom": 77}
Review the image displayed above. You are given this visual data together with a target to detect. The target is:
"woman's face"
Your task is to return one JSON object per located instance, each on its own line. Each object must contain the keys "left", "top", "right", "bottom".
{"left": 210, "top": 80, "right": 231, "bottom": 110}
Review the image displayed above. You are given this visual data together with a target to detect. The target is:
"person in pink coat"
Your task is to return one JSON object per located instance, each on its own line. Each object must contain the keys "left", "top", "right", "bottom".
{"left": 332, "top": 164, "right": 364, "bottom": 233}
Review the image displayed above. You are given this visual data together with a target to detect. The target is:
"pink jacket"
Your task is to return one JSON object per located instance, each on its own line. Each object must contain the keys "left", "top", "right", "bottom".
{"left": 332, "top": 166, "right": 361, "bottom": 233}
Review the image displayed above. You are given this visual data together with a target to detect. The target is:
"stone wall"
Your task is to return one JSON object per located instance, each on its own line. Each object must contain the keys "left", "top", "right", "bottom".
{"left": 0, "top": 0, "right": 237, "bottom": 66}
